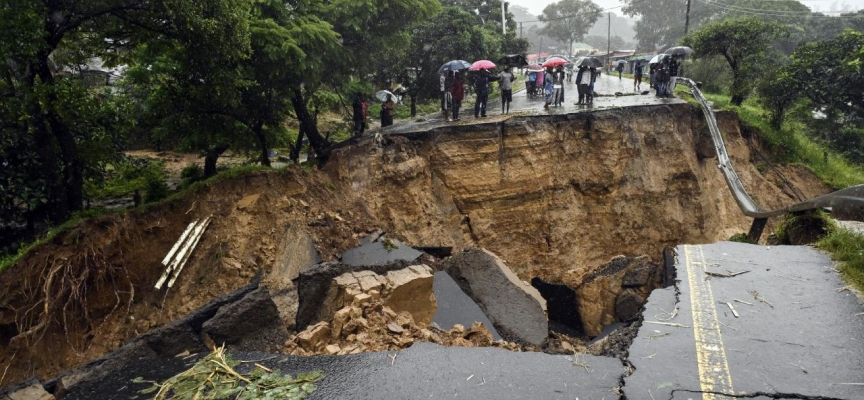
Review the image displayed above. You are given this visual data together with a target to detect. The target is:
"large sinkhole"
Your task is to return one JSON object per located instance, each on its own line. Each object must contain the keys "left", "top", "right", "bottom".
{"left": 0, "top": 104, "right": 830, "bottom": 385}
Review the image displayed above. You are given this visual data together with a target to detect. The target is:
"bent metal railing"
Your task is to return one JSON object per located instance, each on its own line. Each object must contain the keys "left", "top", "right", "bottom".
{"left": 676, "top": 78, "right": 864, "bottom": 239}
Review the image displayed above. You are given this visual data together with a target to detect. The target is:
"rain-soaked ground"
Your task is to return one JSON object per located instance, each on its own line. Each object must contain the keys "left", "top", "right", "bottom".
{"left": 386, "top": 72, "right": 685, "bottom": 135}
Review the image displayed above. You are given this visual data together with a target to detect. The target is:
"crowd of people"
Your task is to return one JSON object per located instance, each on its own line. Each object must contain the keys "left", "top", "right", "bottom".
{"left": 350, "top": 55, "right": 684, "bottom": 135}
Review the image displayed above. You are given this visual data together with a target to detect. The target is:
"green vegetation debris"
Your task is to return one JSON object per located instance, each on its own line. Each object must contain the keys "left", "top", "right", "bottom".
{"left": 134, "top": 346, "right": 323, "bottom": 400}
{"left": 382, "top": 237, "right": 398, "bottom": 252}
{"left": 728, "top": 233, "right": 751, "bottom": 243}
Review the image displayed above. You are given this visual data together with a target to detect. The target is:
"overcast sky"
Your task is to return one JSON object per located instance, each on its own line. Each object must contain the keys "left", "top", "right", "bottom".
{"left": 508, "top": 0, "right": 864, "bottom": 19}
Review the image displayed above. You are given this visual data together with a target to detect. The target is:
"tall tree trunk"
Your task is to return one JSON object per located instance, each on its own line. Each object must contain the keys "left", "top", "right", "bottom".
{"left": 291, "top": 88, "right": 331, "bottom": 160}
{"left": 252, "top": 122, "right": 271, "bottom": 167}
{"left": 35, "top": 53, "right": 83, "bottom": 216}
{"left": 291, "top": 125, "right": 306, "bottom": 163}
{"left": 204, "top": 145, "right": 228, "bottom": 177}
{"left": 410, "top": 93, "right": 417, "bottom": 117}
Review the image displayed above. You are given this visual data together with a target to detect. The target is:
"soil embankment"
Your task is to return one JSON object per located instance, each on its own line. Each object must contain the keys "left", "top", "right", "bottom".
{"left": 0, "top": 103, "right": 829, "bottom": 385}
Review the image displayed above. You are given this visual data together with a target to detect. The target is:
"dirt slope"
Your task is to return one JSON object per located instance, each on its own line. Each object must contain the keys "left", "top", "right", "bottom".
{"left": 0, "top": 103, "right": 829, "bottom": 385}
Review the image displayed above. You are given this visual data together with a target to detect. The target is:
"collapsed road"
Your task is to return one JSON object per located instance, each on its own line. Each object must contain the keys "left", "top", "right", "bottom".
{"left": 2, "top": 75, "right": 864, "bottom": 400}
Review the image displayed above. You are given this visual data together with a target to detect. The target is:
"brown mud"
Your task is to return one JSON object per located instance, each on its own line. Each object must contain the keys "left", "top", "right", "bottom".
{"left": 0, "top": 104, "right": 829, "bottom": 385}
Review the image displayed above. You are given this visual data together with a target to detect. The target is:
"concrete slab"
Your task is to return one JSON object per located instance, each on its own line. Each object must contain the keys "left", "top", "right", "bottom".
{"left": 432, "top": 271, "right": 502, "bottom": 340}
{"left": 66, "top": 343, "right": 625, "bottom": 400}
{"left": 625, "top": 242, "right": 864, "bottom": 400}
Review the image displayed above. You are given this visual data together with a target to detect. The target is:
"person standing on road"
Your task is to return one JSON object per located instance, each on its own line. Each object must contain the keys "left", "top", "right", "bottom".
{"left": 498, "top": 66, "right": 516, "bottom": 114}
{"left": 552, "top": 66, "right": 566, "bottom": 107}
{"left": 472, "top": 68, "right": 498, "bottom": 118}
{"left": 352, "top": 92, "right": 366, "bottom": 136}
{"left": 448, "top": 71, "right": 465, "bottom": 121}
{"left": 381, "top": 94, "right": 395, "bottom": 127}
{"left": 543, "top": 67, "right": 555, "bottom": 110}
{"left": 616, "top": 62, "right": 624, "bottom": 79}
{"left": 587, "top": 67, "right": 597, "bottom": 104}
{"left": 576, "top": 66, "right": 590, "bottom": 105}
{"left": 633, "top": 61, "right": 644, "bottom": 92}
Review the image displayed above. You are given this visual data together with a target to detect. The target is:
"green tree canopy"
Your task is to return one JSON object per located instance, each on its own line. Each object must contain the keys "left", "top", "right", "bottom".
{"left": 0, "top": 0, "right": 251, "bottom": 224}
{"left": 683, "top": 16, "right": 787, "bottom": 105}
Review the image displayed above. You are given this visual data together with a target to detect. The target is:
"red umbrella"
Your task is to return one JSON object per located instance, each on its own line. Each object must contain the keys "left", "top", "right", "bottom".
{"left": 469, "top": 60, "right": 496, "bottom": 71}
{"left": 542, "top": 57, "right": 568, "bottom": 68}
{"left": 527, "top": 64, "right": 544, "bottom": 72}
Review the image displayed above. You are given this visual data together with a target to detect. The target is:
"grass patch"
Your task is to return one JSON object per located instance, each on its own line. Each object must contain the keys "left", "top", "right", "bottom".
{"left": 817, "top": 228, "right": 864, "bottom": 293}
{"left": 368, "top": 99, "right": 439, "bottom": 121}
{"left": 677, "top": 89, "right": 864, "bottom": 189}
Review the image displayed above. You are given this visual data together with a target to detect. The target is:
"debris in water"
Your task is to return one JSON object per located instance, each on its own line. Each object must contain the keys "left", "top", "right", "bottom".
{"left": 733, "top": 299, "right": 753, "bottom": 306}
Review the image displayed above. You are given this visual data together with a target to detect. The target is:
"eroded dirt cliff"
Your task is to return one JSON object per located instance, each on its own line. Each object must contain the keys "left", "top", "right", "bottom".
{"left": 0, "top": 103, "right": 829, "bottom": 385}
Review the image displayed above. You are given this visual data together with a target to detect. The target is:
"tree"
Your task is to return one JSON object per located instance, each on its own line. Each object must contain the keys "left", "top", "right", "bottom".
{"left": 683, "top": 16, "right": 786, "bottom": 105}
{"left": 783, "top": 29, "right": 864, "bottom": 121}
{"left": 622, "top": 0, "right": 719, "bottom": 52}
{"left": 538, "top": 0, "right": 602, "bottom": 55}
{"left": 397, "top": 7, "right": 500, "bottom": 115}
{"left": 0, "top": 0, "right": 250, "bottom": 223}
{"left": 127, "top": 0, "right": 342, "bottom": 170}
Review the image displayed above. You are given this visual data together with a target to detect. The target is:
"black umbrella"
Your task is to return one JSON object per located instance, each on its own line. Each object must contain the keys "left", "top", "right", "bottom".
{"left": 497, "top": 54, "right": 529, "bottom": 67}
{"left": 437, "top": 60, "right": 472, "bottom": 74}
{"left": 663, "top": 46, "right": 694, "bottom": 57}
{"left": 574, "top": 57, "right": 603, "bottom": 68}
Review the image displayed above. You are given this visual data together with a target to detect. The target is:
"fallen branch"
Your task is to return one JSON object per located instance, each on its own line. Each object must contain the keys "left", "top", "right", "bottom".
{"left": 722, "top": 302, "right": 739, "bottom": 318}
{"left": 705, "top": 270, "right": 749, "bottom": 278}
{"left": 749, "top": 290, "right": 774, "bottom": 308}
{"left": 644, "top": 321, "right": 690, "bottom": 328}
{"left": 733, "top": 299, "right": 753, "bottom": 306}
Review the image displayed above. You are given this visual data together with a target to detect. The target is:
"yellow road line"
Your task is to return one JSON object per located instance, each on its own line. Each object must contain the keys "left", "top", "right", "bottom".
{"left": 684, "top": 245, "right": 735, "bottom": 399}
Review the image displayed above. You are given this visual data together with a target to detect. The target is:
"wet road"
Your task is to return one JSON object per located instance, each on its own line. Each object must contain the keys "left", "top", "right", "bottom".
{"left": 626, "top": 242, "right": 864, "bottom": 400}
{"left": 387, "top": 72, "right": 684, "bottom": 135}
{"left": 66, "top": 343, "right": 624, "bottom": 400}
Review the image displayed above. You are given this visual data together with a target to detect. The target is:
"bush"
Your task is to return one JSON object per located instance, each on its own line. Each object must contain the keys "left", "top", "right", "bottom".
{"left": 180, "top": 163, "right": 204, "bottom": 186}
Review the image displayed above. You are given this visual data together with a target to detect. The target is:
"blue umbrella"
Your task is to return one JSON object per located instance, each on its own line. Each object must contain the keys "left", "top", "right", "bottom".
{"left": 437, "top": 60, "right": 472, "bottom": 74}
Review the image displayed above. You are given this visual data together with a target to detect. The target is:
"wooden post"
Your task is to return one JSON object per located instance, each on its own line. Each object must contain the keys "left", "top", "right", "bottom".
{"left": 747, "top": 218, "right": 768, "bottom": 243}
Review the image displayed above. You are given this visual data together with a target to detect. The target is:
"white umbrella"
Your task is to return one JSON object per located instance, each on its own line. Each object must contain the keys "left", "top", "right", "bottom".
{"left": 649, "top": 54, "right": 668, "bottom": 64}
{"left": 375, "top": 90, "right": 396, "bottom": 102}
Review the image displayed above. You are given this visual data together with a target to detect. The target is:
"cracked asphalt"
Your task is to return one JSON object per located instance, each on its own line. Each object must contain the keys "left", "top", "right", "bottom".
{"left": 61, "top": 242, "right": 864, "bottom": 399}
{"left": 627, "top": 242, "right": 864, "bottom": 400}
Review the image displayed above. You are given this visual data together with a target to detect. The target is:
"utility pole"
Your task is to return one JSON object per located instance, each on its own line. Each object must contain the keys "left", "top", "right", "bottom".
{"left": 606, "top": 12, "right": 611, "bottom": 70}
{"left": 684, "top": 0, "right": 692, "bottom": 34}
{"left": 519, "top": 22, "right": 523, "bottom": 39}
{"left": 502, "top": 1, "right": 506, "bottom": 35}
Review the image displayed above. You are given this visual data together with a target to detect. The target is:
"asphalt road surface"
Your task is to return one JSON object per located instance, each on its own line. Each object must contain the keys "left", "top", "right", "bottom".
{"left": 387, "top": 72, "right": 684, "bottom": 135}
{"left": 627, "top": 242, "right": 864, "bottom": 400}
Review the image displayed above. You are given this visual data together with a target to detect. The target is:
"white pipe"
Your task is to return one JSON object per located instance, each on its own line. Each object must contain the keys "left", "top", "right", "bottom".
{"left": 162, "top": 221, "right": 197, "bottom": 266}
{"left": 156, "top": 218, "right": 205, "bottom": 289}
{"left": 167, "top": 217, "right": 211, "bottom": 288}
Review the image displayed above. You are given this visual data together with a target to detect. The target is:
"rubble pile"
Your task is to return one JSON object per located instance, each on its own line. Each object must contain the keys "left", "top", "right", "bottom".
{"left": 284, "top": 299, "right": 521, "bottom": 356}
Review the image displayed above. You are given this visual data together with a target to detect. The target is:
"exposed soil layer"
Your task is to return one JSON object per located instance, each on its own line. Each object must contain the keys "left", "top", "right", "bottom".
{"left": 0, "top": 103, "right": 829, "bottom": 385}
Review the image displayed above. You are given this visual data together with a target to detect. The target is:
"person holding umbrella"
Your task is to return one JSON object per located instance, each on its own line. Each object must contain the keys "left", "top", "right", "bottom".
{"left": 497, "top": 66, "right": 516, "bottom": 114}
{"left": 352, "top": 92, "right": 367, "bottom": 136}
{"left": 472, "top": 68, "right": 498, "bottom": 118}
{"left": 576, "top": 66, "right": 590, "bottom": 105}
{"left": 553, "top": 65, "right": 566, "bottom": 107}
{"left": 448, "top": 71, "right": 465, "bottom": 121}
{"left": 381, "top": 93, "right": 395, "bottom": 127}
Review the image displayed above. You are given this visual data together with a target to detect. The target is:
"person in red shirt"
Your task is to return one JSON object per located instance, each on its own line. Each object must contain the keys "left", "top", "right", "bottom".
{"left": 448, "top": 71, "right": 465, "bottom": 121}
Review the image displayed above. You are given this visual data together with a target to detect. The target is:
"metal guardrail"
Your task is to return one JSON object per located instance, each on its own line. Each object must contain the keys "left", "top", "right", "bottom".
{"left": 677, "top": 77, "right": 864, "bottom": 222}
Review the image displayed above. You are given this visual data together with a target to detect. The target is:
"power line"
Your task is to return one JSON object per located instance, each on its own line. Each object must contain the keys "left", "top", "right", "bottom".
{"left": 699, "top": 0, "right": 864, "bottom": 18}
{"left": 515, "top": 0, "right": 647, "bottom": 24}
{"left": 707, "top": 0, "right": 861, "bottom": 15}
